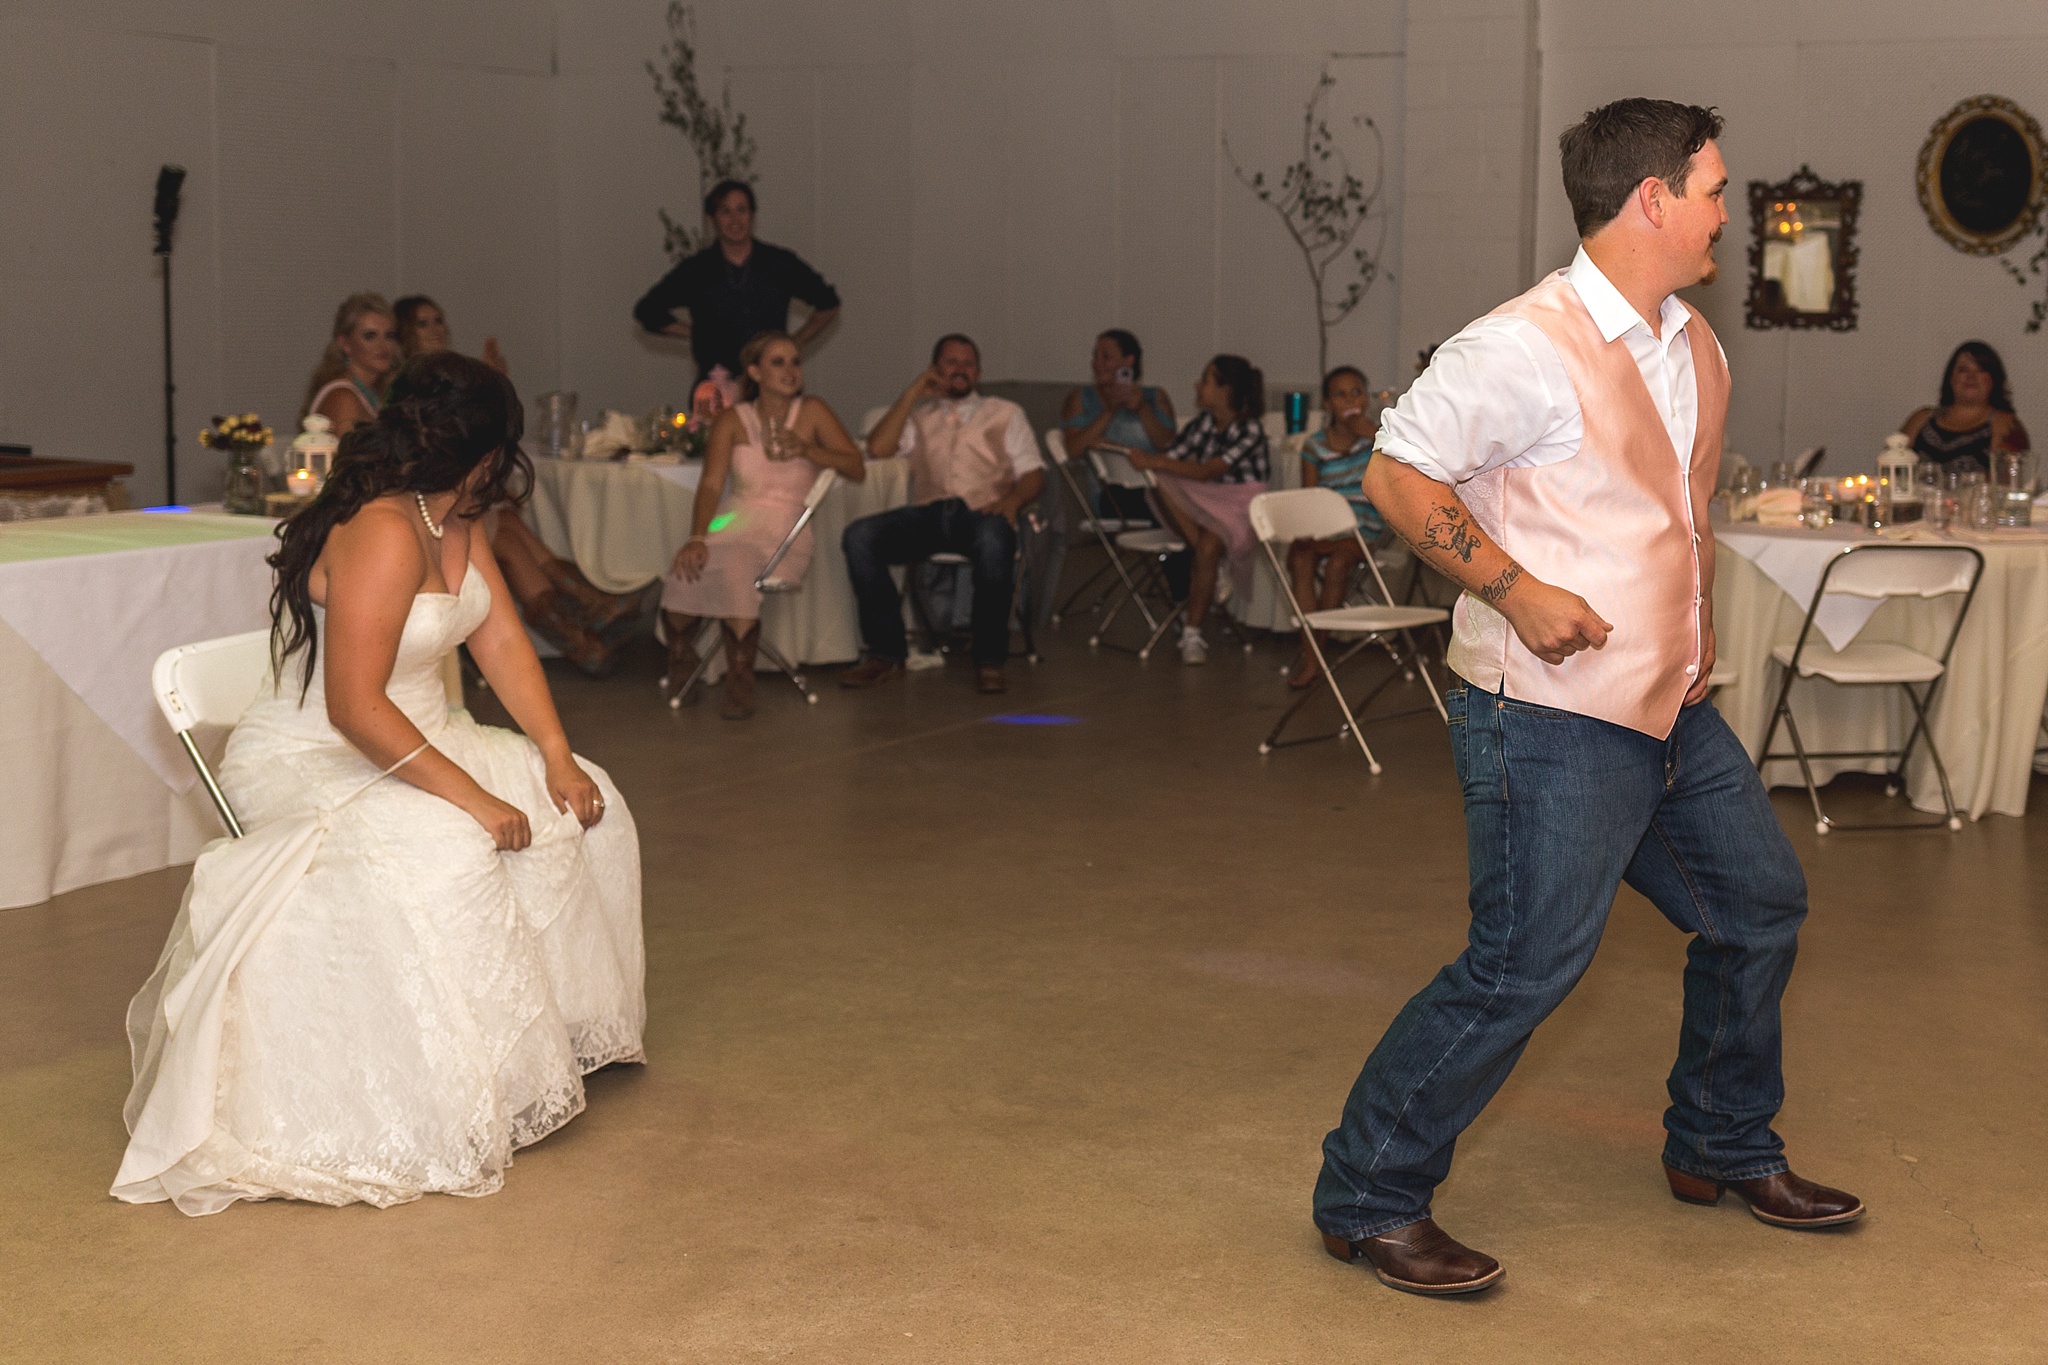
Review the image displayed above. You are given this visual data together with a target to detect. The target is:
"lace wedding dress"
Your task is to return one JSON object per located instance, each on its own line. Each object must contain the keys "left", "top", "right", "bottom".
{"left": 114, "top": 568, "right": 645, "bottom": 1215}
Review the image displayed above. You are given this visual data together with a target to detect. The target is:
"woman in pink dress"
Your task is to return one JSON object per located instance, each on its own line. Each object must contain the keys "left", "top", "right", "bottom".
{"left": 663, "top": 331, "right": 865, "bottom": 718}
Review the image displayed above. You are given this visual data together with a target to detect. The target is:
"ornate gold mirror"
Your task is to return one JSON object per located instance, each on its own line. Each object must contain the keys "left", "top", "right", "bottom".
{"left": 1916, "top": 95, "right": 2046, "bottom": 255}
{"left": 1745, "top": 166, "right": 1860, "bottom": 331}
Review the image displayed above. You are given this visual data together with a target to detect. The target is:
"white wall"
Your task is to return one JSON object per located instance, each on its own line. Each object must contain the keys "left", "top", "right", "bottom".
{"left": 0, "top": 1, "right": 1413, "bottom": 509}
{"left": 11, "top": 0, "right": 2042, "bottom": 507}
{"left": 1536, "top": 0, "right": 2048, "bottom": 473}
{"left": 0, "top": 0, "right": 558, "bottom": 506}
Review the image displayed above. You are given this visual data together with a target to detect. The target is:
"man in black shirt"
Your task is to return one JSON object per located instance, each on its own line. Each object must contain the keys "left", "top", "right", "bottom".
{"left": 632, "top": 180, "right": 842, "bottom": 381}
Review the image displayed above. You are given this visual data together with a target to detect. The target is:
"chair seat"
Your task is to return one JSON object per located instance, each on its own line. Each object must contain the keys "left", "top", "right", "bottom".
{"left": 1708, "top": 661, "right": 1737, "bottom": 689}
{"left": 1079, "top": 517, "right": 1129, "bottom": 534}
{"left": 927, "top": 552, "right": 971, "bottom": 565}
{"left": 1770, "top": 640, "right": 1945, "bottom": 684}
{"left": 1116, "top": 528, "right": 1184, "bottom": 554}
{"left": 758, "top": 579, "right": 801, "bottom": 594}
{"left": 1303, "top": 605, "right": 1449, "bottom": 634}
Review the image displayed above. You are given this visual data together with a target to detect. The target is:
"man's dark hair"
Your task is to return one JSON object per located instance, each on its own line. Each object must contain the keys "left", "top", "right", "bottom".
{"left": 1558, "top": 99, "right": 1724, "bottom": 237}
{"left": 703, "top": 179, "right": 756, "bottom": 218}
{"left": 932, "top": 332, "right": 980, "bottom": 365}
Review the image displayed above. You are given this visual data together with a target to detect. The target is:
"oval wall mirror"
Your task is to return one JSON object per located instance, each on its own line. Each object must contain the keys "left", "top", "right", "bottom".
{"left": 1916, "top": 95, "right": 2046, "bottom": 255}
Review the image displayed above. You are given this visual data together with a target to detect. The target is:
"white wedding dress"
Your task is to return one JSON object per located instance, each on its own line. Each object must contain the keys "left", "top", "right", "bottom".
{"left": 113, "top": 569, "right": 645, "bottom": 1215}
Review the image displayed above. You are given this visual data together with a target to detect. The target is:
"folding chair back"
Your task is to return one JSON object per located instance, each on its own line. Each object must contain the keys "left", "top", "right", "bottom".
{"left": 1248, "top": 485, "right": 1358, "bottom": 545}
{"left": 754, "top": 467, "right": 838, "bottom": 592}
{"left": 1819, "top": 544, "right": 1980, "bottom": 601}
{"left": 1088, "top": 445, "right": 1153, "bottom": 492}
{"left": 152, "top": 629, "right": 274, "bottom": 838}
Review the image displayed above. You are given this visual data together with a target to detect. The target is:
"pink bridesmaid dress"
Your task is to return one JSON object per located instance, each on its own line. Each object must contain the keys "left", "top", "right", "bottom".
{"left": 662, "top": 398, "right": 821, "bottom": 619}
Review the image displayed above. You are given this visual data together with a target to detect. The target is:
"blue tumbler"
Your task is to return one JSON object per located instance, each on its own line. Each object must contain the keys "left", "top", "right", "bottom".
{"left": 1284, "top": 391, "right": 1308, "bottom": 435}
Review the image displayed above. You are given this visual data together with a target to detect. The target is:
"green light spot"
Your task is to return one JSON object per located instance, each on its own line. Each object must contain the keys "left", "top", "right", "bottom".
{"left": 707, "top": 513, "right": 735, "bottom": 533}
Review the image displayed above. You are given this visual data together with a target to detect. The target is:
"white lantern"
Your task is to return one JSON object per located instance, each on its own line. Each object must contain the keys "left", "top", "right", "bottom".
{"left": 290, "top": 414, "right": 339, "bottom": 486}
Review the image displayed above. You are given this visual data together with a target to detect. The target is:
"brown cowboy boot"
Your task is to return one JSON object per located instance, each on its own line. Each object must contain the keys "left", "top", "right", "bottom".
{"left": 662, "top": 610, "right": 702, "bottom": 703}
{"left": 721, "top": 622, "right": 758, "bottom": 720}
{"left": 545, "top": 557, "right": 646, "bottom": 634}
{"left": 524, "top": 590, "right": 618, "bottom": 677}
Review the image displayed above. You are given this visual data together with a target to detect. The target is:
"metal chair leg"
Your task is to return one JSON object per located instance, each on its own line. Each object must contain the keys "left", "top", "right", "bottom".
{"left": 753, "top": 636, "right": 818, "bottom": 706}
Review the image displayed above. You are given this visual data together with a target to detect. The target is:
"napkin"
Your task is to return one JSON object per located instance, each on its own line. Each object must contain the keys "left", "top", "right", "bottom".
{"left": 580, "top": 410, "right": 645, "bottom": 460}
{"left": 1751, "top": 487, "right": 1803, "bottom": 527}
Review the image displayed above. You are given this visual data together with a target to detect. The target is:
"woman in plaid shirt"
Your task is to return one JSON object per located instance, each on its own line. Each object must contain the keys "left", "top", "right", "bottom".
{"left": 1129, "top": 355, "right": 1269, "bottom": 665}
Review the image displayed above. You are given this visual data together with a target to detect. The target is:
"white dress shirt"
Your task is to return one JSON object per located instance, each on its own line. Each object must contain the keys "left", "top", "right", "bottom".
{"left": 892, "top": 392, "right": 1043, "bottom": 479}
{"left": 1375, "top": 247, "right": 1721, "bottom": 485}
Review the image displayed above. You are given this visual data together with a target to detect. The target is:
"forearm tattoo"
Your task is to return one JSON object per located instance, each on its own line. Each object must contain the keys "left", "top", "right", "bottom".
{"left": 1478, "top": 562, "right": 1524, "bottom": 605}
{"left": 1420, "top": 503, "right": 1481, "bottom": 563}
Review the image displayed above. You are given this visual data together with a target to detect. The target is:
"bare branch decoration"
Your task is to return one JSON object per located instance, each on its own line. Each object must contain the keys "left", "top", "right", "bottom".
{"left": 647, "top": 2, "right": 758, "bottom": 262}
{"left": 1223, "top": 68, "right": 1391, "bottom": 379}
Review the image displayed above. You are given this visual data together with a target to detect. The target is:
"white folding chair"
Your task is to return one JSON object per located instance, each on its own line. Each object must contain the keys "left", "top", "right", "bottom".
{"left": 1085, "top": 446, "right": 1188, "bottom": 659}
{"left": 1044, "top": 428, "right": 1135, "bottom": 627}
{"left": 1755, "top": 543, "right": 1984, "bottom": 834}
{"left": 1249, "top": 488, "right": 1450, "bottom": 773}
{"left": 668, "top": 467, "right": 838, "bottom": 709}
{"left": 153, "top": 630, "right": 274, "bottom": 838}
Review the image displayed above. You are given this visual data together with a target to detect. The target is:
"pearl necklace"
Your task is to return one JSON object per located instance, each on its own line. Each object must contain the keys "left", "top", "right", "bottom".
{"left": 415, "top": 492, "right": 445, "bottom": 540}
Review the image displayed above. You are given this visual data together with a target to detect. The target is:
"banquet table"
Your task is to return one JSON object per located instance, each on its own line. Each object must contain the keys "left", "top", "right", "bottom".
{"left": 0, "top": 510, "right": 278, "bottom": 908}
{"left": 525, "top": 455, "right": 912, "bottom": 666}
{"left": 1711, "top": 517, "right": 2048, "bottom": 820}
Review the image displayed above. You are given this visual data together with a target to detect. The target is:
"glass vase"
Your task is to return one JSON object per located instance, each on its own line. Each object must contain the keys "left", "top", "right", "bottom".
{"left": 223, "top": 446, "right": 268, "bottom": 514}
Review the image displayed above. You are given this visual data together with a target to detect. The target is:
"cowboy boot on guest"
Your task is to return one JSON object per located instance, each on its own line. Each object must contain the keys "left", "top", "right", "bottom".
{"left": 524, "top": 590, "right": 621, "bottom": 678}
{"left": 720, "top": 622, "right": 759, "bottom": 720}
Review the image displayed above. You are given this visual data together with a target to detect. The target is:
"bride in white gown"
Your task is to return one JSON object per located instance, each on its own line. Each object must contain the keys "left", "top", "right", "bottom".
{"left": 114, "top": 352, "right": 645, "bottom": 1215}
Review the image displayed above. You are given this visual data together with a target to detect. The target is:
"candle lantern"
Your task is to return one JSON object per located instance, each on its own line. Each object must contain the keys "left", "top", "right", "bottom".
{"left": 290, "top": 414, "right": 339, "bottom": 490}
{"left": 1877, "top": 433, "right": 1920, "bottom": 523}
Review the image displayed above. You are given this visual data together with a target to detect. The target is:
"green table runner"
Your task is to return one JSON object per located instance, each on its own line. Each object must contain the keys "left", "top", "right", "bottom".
{"left": 0, "top": 511, "right": 276, "bottom": 565}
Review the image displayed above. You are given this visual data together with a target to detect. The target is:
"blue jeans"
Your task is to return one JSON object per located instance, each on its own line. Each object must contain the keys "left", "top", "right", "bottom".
{"left": 1313, "top": 680, "right": 1808, "bottom": 1239}
{"left": 842, "top": 498, "right": 1017, "bottom": 667}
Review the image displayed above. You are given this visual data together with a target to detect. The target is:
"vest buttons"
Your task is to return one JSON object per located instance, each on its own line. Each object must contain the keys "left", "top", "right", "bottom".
{"left": 1684, "top": 664, "right": 1698, "bottom": 674}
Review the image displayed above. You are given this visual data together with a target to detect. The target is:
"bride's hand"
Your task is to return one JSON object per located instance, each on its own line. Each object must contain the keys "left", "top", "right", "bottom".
{"left": 465, "top": 791, "right": 532, "bottom": 851}
{"left": 547, "top": 756, "right": 606, "bottom": 828}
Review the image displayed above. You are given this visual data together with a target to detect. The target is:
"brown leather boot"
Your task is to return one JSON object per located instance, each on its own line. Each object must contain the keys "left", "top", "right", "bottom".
{"left": 525, "top": 590, "right": 618, "bottom": 677}
{"left": 839, "top": 656, "right": 905, "bottom": 688}
{"left": 1665, "top": 1163, "right": 1865, "bottom": 1228}
{"left": 721, "top": 622, "right": 758, "bottom": 719}
{"left": 662, "top": 611, "right": 701, "bottom": 703}
{"left": 1321, "top": 1219, "right": 1503, "bottom": 1296}
{"left": 544, "top": 557, "right": 645, "bottom": 633}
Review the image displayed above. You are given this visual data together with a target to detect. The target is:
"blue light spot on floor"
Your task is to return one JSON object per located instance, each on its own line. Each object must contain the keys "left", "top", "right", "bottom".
{"left": 986, "top": 713, "right": 1083, "bottom": 726}
{"left": 140, "top": 505, "right": 192, "bottom": 514}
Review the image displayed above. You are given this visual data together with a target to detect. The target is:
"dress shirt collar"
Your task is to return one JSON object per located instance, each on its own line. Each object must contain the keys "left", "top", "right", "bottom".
{"left": 933, "top": 391, "right": 983, "bottom": 418}
{"left": 1566, "top": 246, "right": 1690, "bottom": 348}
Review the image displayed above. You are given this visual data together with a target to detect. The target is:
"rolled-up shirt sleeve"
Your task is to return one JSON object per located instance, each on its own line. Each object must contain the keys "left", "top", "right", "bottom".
{"left": 1003, "top": 405, "right": 1043, "bottom": 477}
{"left": 1373, "top": 316, "right": 1579, "bottom": 486}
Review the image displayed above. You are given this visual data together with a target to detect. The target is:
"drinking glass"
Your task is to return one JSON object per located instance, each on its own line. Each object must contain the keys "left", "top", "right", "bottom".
{"left": 1798, "top": 477, "right": 1834, "bottom": 529}
{"left": 1967, "top": 482, "right": 1998, "bottom": 530}
{"left": 1769, "top": 461, "right": 1795, "bottom": 488}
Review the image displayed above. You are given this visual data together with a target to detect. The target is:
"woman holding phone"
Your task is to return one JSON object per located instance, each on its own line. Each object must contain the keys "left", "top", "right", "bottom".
{"left": 1060, "top": 330, "right": 1177, "bottom": 523}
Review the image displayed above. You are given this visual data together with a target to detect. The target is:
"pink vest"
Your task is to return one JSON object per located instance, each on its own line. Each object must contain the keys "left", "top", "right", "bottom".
{"left": 1450, "top": 272, "right": 1727, "bottom": 739}
{"left": 908, "top": 397, "right": 1020, "bottom": 507}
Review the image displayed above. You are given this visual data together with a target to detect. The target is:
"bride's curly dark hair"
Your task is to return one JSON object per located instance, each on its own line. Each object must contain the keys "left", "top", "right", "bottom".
{"left": 268, "top": 351, "right": 529, "bottom": 694}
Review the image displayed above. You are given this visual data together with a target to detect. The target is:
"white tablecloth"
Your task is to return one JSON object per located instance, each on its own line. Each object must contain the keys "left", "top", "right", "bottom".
{"left": 1712, "top": 521, "right": 2048, "bottom": 819}
{"left": 525, "top": 456, "right": 912, "bottom": 666}
{"left": 0, "top": 511, "right": 278, "bottom": 908}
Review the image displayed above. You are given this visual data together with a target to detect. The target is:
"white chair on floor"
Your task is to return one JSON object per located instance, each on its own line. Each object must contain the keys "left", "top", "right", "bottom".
{"left": 1085, "top": 446, "right": 1187, "bottom": 660}
{"left": 668, "top": 468, "right": 839, "bottom": 709}
{"left": 1755, "top": 543, "right": 1984, "bottom": 834}
{"left": 1249, "top": 488, "right": 1449, "bottom": 774}
{"left": 153, "top": 630, "right": 274, "bottom": 838}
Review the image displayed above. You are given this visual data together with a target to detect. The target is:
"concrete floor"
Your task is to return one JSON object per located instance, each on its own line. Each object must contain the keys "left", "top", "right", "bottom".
{"left": 3, "top": 618, "right": 2045, "bottom": 1362}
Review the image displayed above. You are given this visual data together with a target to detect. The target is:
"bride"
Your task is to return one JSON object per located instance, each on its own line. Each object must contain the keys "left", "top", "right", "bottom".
{"left": 114, "top": 352, "right": 645, "bottom": 1215}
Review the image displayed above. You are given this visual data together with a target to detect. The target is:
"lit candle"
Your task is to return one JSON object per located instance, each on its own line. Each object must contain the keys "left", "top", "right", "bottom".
{"left": 286, "top": 467, "right": 318, "bottom": 498}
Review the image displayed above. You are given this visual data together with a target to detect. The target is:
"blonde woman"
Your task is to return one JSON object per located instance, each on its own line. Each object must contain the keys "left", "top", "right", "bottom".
{"left": 664, "top": 331, "right": 865, "bottom": 718}
{"left": 302, "top": 293, "right": 399, "bottom": 436}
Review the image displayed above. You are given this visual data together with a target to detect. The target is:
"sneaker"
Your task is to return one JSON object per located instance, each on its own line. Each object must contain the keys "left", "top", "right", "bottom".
{"left": 1179, "top": 630, "right": 1208, "bottom": 666}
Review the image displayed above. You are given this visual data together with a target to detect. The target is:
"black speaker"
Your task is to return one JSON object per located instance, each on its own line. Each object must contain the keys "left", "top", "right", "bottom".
{"left": 153, "top": 165, "right": 186, "bottom": 256}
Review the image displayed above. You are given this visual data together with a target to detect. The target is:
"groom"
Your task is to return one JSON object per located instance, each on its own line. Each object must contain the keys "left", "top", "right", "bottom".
{"left": 1312, "top": 98, "right": 1862, "bottom": 1297}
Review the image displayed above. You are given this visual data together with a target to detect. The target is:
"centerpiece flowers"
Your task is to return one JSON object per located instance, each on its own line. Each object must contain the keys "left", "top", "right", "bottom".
{"left": 201, "top": 412, "right": 277, "bottom": 514}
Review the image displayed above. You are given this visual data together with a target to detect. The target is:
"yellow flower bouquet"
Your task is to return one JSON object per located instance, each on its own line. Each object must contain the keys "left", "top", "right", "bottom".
{"left": 198, "top": 412, "right": 275, "bottom": 453}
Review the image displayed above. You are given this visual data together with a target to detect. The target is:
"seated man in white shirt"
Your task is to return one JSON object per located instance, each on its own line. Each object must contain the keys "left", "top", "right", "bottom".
{"left": 841, "top": 334, "right": 1045, "bottom": 694}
